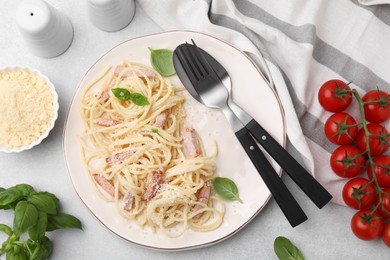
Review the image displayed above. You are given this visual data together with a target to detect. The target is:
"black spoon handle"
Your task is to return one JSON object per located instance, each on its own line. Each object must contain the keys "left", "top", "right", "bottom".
{"left": 235, "top": 127, "right": 307, "bottom": 227}
{"left": 245, "top": 119, "right": 332, "bottom": 208}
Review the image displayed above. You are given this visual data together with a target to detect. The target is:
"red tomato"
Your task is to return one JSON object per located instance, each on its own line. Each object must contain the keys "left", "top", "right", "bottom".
{"left": 342, "top": 177, "right": 376, "bottom": 209}
{"left": 330, "top": 145, "right": 366, "bottom": 178}
{"left": 351, "top": 210, "right": 384, "bottom": 240}
{"left": 367, "top": 155, "right": 390, "bottom": 188}
{"left": 356, "top": 124, "right": 390, "bottom": 156}
{"left": 318, "top": 79, "right": 352, "bottom": 112}
{"left": 324, "top": 112, "right": 358, "bottom": 145}
{"left": 362, "top": 89, "right": 390, "bottom": 123}
{"left": 383, "top": 224, "right": 390, "bottom": 247}
{"left": 377, "top": 188, "right": 390, "bottom": 218}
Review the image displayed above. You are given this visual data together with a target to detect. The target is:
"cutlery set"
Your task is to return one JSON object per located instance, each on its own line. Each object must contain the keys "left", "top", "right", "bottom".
{"left": 173, "top": 40, "right": 332, "bottom": 227}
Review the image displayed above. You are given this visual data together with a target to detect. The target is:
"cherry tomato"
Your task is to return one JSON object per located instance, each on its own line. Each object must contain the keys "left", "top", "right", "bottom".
{"left": 356, "top": 124, "right": 390, "bottom": 156}
{"left": 324, "top": 112, "right": 358, "bottom": 145}
{"left": 318, "top": 79, "right": 352, "bottom": 112}
{"left": 362, "top": 89, "right": 390, "bottom": 123}
{"left": 377, "top": 188, "right": 390, "bottom": 218}
{"left": 351, "top": 210, "right": 384, "bottom": 240}
{"left": 367, "top": 155, "right": 390, "bottom": 188}
{"left": 383, "top": 224, "right": 390, "bottom": 247}
{"left": 342, "top": 177, "right": 376, "bottom": 209}
{"left": 330, "top": 145, "right": 366, "bottom": 178}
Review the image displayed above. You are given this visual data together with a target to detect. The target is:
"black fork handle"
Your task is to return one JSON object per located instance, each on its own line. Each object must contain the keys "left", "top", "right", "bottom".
{"left": 245, "top": 119, "right": 332, "bottom": 208}
{"left": 235, "top": 127, "right": 307, "bottom": 227}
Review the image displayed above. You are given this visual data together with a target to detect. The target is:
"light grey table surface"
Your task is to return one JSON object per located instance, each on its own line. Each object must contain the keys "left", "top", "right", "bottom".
{"left": 0, "top": 1, "right": 388, "bottom": 259}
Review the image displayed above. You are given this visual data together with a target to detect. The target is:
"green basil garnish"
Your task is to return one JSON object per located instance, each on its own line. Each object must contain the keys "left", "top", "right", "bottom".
{"left": 13, "top": 201, "right": 38, "bottom": 237}
{"left": 274, "top": 236, "right": 304, "bottom": 260}
{"left": 10, "top": 184, "right": 34, "bottom": 197}
{"left": 28, "top": 212, "right": 47, "bottom": 241}
{"left": 149, "top": 47, "right": 176, "bottom": 77}
{"left": 28, "top": 236, "right": 53, "bottom": 260}
{"left": 0, "top": 224, "right": 12, "bottom": 236}
{"left": 111, "top": 88, "right": 149, "bottom": 106}
{"left": 27, "top": 192, "right": 58, "bottom": 215}
{"left": 46, "top": 213, "right": 82, "bottom": 231}
{"left": 0, "top": 184, "right": 81, "bottom": 259}
{"left": 212, "top": 177, "right": 243, "bottom": 203}
{"left": 0, "top": 189, "right": 24, "bottom": 207}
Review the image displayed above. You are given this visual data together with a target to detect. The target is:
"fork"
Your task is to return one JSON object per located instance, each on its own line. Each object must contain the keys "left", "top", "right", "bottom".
{"left": 174, "top": 42, "right": 308, "bottom": 227}
{"left": 197, "top": 45, "right": 332, "bottom": 209}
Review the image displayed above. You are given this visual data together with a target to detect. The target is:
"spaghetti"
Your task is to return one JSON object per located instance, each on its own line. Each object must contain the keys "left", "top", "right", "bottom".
{"left": 79, "top": 61, "right": 224, "bottom": 237}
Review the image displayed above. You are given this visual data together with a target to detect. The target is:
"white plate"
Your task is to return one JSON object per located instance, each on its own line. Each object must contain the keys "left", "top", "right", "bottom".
{"left": 63, "top": 30, "right": 286, "bottom": 251}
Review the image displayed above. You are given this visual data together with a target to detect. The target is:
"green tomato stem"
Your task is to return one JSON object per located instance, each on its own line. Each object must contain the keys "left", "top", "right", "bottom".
{"left": 352, "top": 89, "right": 383, "bottom": 214}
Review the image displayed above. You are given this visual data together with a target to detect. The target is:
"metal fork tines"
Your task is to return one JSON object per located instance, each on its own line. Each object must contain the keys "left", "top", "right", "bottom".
{"left": 177, "top": 43, "right": 230, "bottom": 109}
{"left": 174, "top": 41, "right": 308, "bottom": 227}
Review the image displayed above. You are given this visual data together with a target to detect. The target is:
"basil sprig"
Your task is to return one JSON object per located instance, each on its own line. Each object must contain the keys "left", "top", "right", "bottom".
{"left": 111, "top": 88, "right": 149, "bottom": 106}
{"left": 212, "top": 177, "right": 243, "bottom": 203}
{"left": 149, "top": 47, "right": 176, "bottom": 77}
{"left": 274, "top": 236, "right": 304, "bottom": 260}
{"left": 0, "top": 184, "right": 82, "bottom": 260}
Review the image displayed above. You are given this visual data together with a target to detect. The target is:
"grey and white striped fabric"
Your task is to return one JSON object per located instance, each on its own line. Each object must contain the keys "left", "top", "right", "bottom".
{"left": 138, "top": 0, "right": 390, "bottom": 205}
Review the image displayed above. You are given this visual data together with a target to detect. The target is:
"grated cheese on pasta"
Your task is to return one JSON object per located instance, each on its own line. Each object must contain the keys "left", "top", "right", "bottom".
{"left": 0, "top": 68, "right": 54, "bottom": 148}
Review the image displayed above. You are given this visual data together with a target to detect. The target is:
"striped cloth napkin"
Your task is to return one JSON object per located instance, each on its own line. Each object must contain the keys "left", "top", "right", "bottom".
{"left": 358, "top": 0, "right": 390, "bottom": 5}
{"left": 138, "top": 0, "right": 390, "bottom": 205}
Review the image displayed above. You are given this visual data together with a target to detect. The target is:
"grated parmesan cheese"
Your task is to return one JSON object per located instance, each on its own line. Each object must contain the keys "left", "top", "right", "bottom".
{"left": 0, "top": 68, "right": 55, "bottom": 148}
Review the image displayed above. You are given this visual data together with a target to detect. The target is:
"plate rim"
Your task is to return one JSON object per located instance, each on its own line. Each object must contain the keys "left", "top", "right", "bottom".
{"left": 62, "top": 29, "right": 286, "bottom": 251}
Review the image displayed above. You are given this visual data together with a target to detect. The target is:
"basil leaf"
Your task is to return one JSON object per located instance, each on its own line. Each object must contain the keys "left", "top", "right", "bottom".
{"left": 111, "top": 88, "right": 149, "bottom": 106}
{"left": 27, "top": 192, "right": 58, "bottom": 215}
{"left": 5, "top": 247, "right": 28, "bottom": 260}
{"left": 130, "top": 92, "right": 149, "bottom": 106}
{"left": 26, "top": 238, "right": 37, "bottom": 256}
{"left": 30, "top": 237, "right": 52, "bottom": 260}
{"left": 28, "top": 212, "right": 47, "bottom": 241}
{"left": 149, "top": 48, "right": 176, "bottom": 77}
{"left": 0, "top": 187, "right": 5, "bottom": 192}
{"left": 111, "top": 88, "right": 133, "bottom": 101}
{"left": 13, "top": 201, "right": 38, "bottom": 237}
{"left": 37, "top": 192, "right": 60, "bottom": 210}
{"left": 274, "top": 236, "right": 304, "bottom": 260}
{"left": 46, "top": 213, "right": 82, "bottom": 231}
{"left": 212, "top": 177, "right": 243, "bottom": 203}
{"left": 0, "top": 224, "right": 12, "bottom": 236}
{"left": 0, "top": 190, "right": 23, "bottom": 207}
{"left": 9, "top": 184, "right": 34, "bottom": 197}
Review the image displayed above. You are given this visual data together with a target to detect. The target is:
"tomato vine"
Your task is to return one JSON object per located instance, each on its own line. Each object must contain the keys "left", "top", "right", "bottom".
{"left": 319, "top": 81, "right": 390, "bottom": 245}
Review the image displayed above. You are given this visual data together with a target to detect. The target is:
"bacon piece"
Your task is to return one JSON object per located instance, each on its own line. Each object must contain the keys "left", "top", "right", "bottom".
{"left": 94, "top": 118, "right": 120, "bottom": 127}
{"left": 122, "top": 192, "right": 133, "bottom": 211}
{"left": 105, "top": 150, "right": 135, "bottom": 165}
{"left": 181, "top": 128, "right": 201, "bottom": 158}
{"left": 98, "top": 89, "right": 111, "bottom": 102}
{"left": 99, "top": 78, "right": 116, "bottom": 102}
{"left": 114, "top": 65, "right": 156, "bottom": 78}
{"left": 192, "top": 182, "right": 211, "bottom": 219}
{"left": 98, "top": 78, "right": 119, "bottom": 102}
{"left": 92, "top": 173, "right": 115, "bottom": 197}
{"left": 154, "top": 110, "right": 169, "bottom": 128}
{"left": 197, "top": 182, "right": 211, "bottom": 201}
{"left": 114, "top": 66, "right": 130, "bottom": 77}
{"left": 142, "top": 169, "right": 164, "bottom": 201}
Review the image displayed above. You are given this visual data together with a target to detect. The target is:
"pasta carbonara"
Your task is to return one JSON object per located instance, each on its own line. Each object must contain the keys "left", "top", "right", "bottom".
{"left": 79, "top": 61, "right": 225, "bottom": 237}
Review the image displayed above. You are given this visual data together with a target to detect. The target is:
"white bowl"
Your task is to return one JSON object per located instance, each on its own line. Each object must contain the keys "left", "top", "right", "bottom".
{"left": 0, "top": 66, "right": 59, "bottom": 152}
